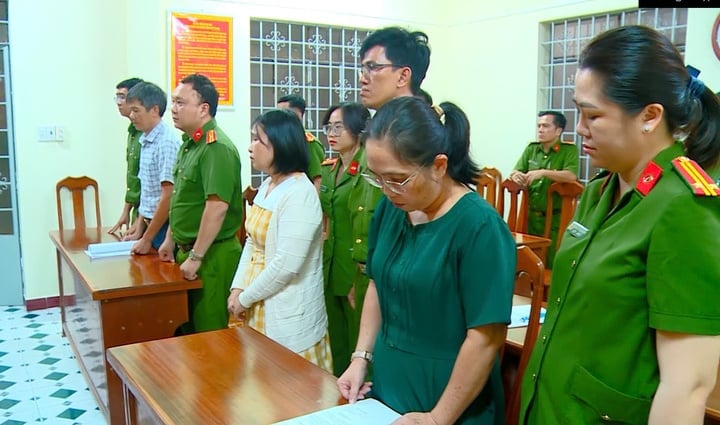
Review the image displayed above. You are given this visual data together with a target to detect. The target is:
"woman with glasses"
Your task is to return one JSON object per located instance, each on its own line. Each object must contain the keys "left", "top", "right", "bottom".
{"left": 520, "top": 26, "right": 720, "bottom": 425}
{"left": 319, "top": 102, "right": 383, "bottom": 376}
{"left": 227, "top": 109, "right": 331, "bottom": 372}
{"left": 337, "top": 96, "right": 516, "bottom": 424}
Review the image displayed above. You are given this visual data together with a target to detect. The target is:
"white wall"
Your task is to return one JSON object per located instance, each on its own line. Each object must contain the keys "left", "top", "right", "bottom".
{"left": 9, "top": 0, "right": 443, "bottom": 300}
{"left": 10, "top": 0, "right": 720, "bottom": 300}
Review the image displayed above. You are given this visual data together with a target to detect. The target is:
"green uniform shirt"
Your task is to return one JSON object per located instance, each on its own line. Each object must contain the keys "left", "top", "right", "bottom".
{"left": 520, "top": 143, "right": 720, "bottom": 425}
{"left": 513, "top": 140, "right": 579, "bottom": 216}
{"left": 306, "top": 131, "right": 325, "bottom": 181}
{"left": 169, "top": 119, "right": 243, "bottom": 245}
{"left": 125, "top": 123, "right": 142, "bottom": 205}
{"left": 320, "top": 148, "right": 383, "bottom": 295}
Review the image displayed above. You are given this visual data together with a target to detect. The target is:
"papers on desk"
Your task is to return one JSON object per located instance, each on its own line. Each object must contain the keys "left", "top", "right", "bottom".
{"left": 84, "top": 241, "right": 135, "bottom": 259}
{"left": 509, "top": 304, "right": 546, "bottom": 328}
{"left": 272, "top": 398, "right": 400, "bottom": 425}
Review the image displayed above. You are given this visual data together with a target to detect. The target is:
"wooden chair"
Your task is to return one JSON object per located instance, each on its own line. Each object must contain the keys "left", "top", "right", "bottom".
{"left": 475, "top": 173, "right": 497, "bottom": 212}
{"left": 498, "top": 179, "right": 529, "bottom": 233}
{"left": 55, "top": 176, "right": 101, "bottom": 232}
{"left": 542, "top": 181, "right": 584, "bottom": 276}
{"left": 505, "top": 245, "right": 548, "bottom": 425}
{"left": 236, "top": 185, "right": 258, "bottom": 248}
{"left": 481, "top": 167, "right": 503, "bottom": 215}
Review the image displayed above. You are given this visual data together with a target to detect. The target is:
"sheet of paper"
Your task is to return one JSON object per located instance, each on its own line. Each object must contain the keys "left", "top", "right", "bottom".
{"left": 84, "top": 240, "right": 135, "bottom": 259}
{"left": 509, "top": 304, "right": 546, "bottom": 328}
{"left": 272, "top": 398, "right": 400, "bottom": 425}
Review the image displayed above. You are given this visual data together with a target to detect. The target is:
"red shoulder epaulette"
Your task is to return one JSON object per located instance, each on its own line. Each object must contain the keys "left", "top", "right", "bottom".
{"left": 206, "top": 130, "right": 217, "bottom": 144}
{"left": 672, "top": 156, "right": 720, "bottom": 196}
{"left": 305, "top": 132, "right": 315, "bottom": 142}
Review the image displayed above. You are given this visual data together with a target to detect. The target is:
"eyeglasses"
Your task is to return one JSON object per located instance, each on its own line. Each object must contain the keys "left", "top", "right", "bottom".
{"left": 322, "top": 123, "right": 345, "bottom": 136}
{"left": 361, "top": 168, "right": 421, "bottom": 194}
{"left": 357, "top": 62, "right": 404, "bottom": 79}
{"left": 114, "top": 94, "right": 127, "bottom": 104}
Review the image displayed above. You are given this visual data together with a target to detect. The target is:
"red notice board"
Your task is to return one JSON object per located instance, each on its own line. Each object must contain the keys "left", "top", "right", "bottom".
{"left": 170, "top": 12, "right": 233, "bottom": 106}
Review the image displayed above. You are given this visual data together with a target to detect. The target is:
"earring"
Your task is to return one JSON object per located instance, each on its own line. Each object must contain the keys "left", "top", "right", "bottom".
{"left": 642, "top": 124, "right": 650, "bottom": 133}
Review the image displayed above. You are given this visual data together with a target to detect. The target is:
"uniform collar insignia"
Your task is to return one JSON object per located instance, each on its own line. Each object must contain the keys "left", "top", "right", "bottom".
{"left": 635, "top": 161, "right": 663, "bottom": 196}
{"left": 192, "top": 128, "right": 203, "bottom": 142}
{"left": 348, "top": 160, "right": 359, "bottom": 176}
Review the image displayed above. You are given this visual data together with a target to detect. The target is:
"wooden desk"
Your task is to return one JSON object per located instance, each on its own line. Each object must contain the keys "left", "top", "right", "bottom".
{"left": 107, "top": 326, "right": 344, "bottom": 425}
{"left": 505, "top": 296, "right": 720, "bottom": 422}
{"left": 50, "top": 227, "right": 202, "bottom": 425}
{"left": 511, "top": 232, "right": 551, "bottom": 250}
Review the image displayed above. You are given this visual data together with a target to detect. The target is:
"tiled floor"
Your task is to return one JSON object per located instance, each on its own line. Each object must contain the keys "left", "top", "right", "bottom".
{"left": 0, "top": 306, "right": 106, "bottom": 425}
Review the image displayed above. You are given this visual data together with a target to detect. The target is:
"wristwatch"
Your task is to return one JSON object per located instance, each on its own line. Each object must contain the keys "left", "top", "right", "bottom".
{"left": 350, "top": 350, "right": 373, "bottom": 363}
{"left": 188, "top": 249, "right": 204, "bottom": 262}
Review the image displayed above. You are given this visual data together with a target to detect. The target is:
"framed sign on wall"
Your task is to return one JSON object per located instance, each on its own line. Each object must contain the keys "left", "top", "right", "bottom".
{"left": 170, "top": 12, "right": 233, "bottom": 106}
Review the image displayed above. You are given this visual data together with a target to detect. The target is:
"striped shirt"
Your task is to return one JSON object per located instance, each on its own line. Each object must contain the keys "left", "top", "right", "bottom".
{"left": 138, "top": 120, "right": 181, "bottom": 218}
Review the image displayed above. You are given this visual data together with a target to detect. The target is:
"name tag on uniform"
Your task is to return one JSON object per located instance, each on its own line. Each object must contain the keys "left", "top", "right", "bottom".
{"left": 566, "top": 221, "right": 589, "bottom": 239}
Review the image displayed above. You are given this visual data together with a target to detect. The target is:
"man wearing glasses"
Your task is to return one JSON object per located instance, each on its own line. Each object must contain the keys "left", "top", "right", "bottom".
{"left": 158, "top": 73, "right": 243, "bottom": 334}
{"left": 277, "top": 94, "right": 325, "bottom": 190}
{"left": 358, "top": 27, "right": 431, "bottom": 111}
{"left": 108, "top": 77, "right": 144, "bottom": 236}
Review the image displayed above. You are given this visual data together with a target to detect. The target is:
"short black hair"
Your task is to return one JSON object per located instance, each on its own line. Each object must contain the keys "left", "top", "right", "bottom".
{"left": 253, "top": 109, "right": 309, "bottom": 175}
{"left": 322, "top": 102, "right": 371, "bottom": 142}
{"left": 359, "top": 27, "right": 431, "bottom": 95}
{"left": 538, "top": 110, "right": 567, "bottom": 131}
{"left": 116, "top": 78, "right": 143, "bottom": 90}
{"left": 417, "top": 88, "right": 433, "bottom": 105}
{"left": 180, "top": 73, "right": 219, "bottom": 117}
{"left": 126, "top": 82, "right": 168, "bottom": 117}
{"left": 277, "top": 94, "right": 307, "bottom": 116}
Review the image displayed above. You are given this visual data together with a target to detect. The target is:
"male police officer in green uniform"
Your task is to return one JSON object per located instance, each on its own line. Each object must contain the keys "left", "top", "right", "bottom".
{"left": 277, "top": 94, "right": 325, "bottom": 190}
{"left": 109, "top": 77, "right": 144, "bottom": 235}
{"left": 158, "top": 74, "right": 243, "bottom": 334}
{"left": 510, "top": 111, "right": 579, "bottom": 267}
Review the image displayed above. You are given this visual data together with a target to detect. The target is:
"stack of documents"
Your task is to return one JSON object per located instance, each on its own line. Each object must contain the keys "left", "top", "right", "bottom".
{"left": 85, "top": 241, "right": 135, "bottom": 259}
{"left": 509, "top": 304, "right": 546, "bottom": 328}
{"left": 273, "top": 398, "right": 400, "bottom": 425}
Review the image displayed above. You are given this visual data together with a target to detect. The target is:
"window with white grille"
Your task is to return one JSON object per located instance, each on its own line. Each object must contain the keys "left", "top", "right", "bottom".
{"left": 249, "top": 19, "right": 373, "bottom": 187}
{"left": 540, "top": 8, "right": 688, "bottom": 182}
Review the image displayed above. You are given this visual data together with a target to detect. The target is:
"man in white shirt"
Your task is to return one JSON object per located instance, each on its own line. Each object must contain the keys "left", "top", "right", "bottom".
{"left": 123, "top": 82, "right": 181, "bottom": 254}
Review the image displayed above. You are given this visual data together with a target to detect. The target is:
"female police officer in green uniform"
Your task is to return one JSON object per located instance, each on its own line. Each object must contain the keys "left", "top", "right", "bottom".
{"left": 520, "top": 26, "right": 720, "bottom": 425}
{"left": 319, "top": 102, "right": 383, "bottom": 376}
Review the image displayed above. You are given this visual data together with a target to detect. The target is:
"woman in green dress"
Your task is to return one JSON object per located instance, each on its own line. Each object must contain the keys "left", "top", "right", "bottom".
{"left": 520, "top": 26, "right": 720, "bottom": 425}
{"left": 319, "top": 102, "right": 383, "bottom": 376}
{"left": 336, "top": 96, "right": 516, "bottom": 424}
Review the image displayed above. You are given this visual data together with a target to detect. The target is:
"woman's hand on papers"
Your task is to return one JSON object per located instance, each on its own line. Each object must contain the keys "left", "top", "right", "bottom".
{"left": 337, "top": 360, "right": 372, "bottom": 403}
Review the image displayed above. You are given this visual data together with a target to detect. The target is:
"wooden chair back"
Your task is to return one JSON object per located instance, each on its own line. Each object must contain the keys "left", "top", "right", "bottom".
{"left": 543, "top": 181, "right": 584, "bottom": 250}
{"left": 55, "top": 176, "right": 101, "bottom": 232}
{"left": 237, "top": 186, "right": 258, "bottom": 247}
{"left": 506, "top": 245, "right": 547, "bottom": 425}
{"left": 475, "top": 173, "right": 497, "bottom": 212}
{"left": 476, "top": 167, "right": 503, "bottom": 215}
{"left": 499, "top": 179, "right": 529, "bottom": 233}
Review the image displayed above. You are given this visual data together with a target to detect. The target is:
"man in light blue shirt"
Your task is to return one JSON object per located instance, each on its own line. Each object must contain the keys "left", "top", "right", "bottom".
{"left": 123, "top": 82, "right": 181, "bottom": 253}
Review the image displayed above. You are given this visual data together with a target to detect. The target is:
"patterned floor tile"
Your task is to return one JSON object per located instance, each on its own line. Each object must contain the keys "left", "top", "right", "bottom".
{"left": 0, "top": 307, "right": 105, "bottom": 425}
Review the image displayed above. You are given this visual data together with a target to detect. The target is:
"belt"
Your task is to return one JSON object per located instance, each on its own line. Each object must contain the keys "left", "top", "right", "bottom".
{"left": 177, "top": 236, "right": 235, "bottom": 253}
